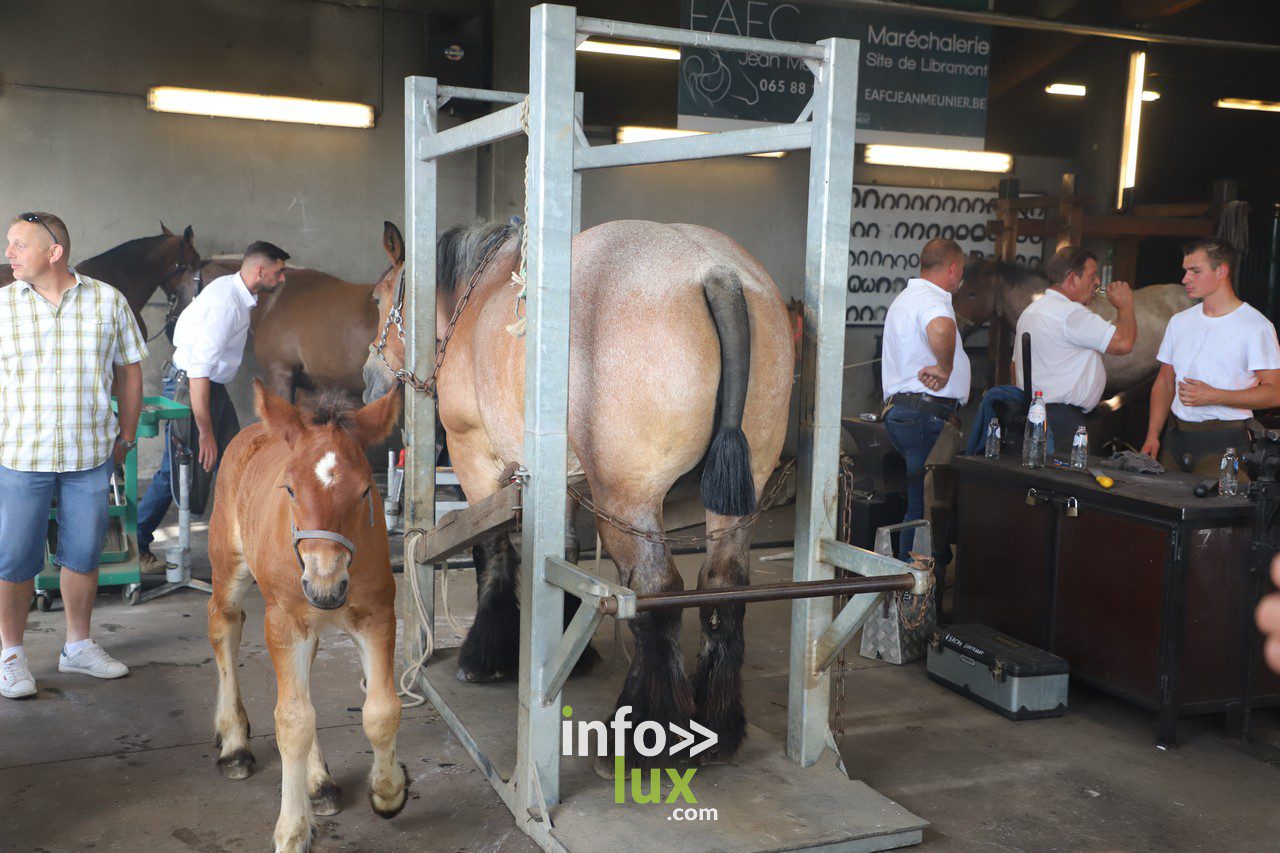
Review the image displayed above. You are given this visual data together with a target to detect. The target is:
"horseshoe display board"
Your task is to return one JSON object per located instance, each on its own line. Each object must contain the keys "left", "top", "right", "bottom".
{"left": 846, "top": 185, "right": 1045, "bottom": 326}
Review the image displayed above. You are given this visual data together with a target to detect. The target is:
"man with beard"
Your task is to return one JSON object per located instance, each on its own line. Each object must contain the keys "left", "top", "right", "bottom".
{"left": 136, "top": 241, "right": 289, "bottom": 571}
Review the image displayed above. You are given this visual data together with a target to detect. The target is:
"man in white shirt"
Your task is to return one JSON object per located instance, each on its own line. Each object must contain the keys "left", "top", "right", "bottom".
{"left": 1141, "top": 237, "right": 1280, "bottom": 476}
{"left": 1012, "top": 246, "right": 1135, "bottom": 450}
{"left": 136, "top": 242, "right": 288, "bottom": 569}
{"left": 881, "top": 238, "right": 970, "bottom": 560}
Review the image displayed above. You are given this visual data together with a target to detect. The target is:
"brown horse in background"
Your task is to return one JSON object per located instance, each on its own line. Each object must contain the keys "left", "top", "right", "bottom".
{"left": 190, "top": 247, "right": 379, "bottom": 402}
{"left": 2, "top": 224, "right": 200, "bottom": 337}
{"left": 207, "top": 380, "right": 405, "bottom": 852}
{"left": 363, "top": 219, "right": 794, "bottom": 762}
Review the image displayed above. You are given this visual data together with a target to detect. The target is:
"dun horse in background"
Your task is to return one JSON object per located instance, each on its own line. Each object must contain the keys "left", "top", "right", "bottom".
{"left": 363, "top": 219, "right": 794, "bottom": 762}
{"left": 207, "top": 381, "right": 405, "bottom": 852}
{"left": 955, "top": 258, "right": 1194, "bottom": 391}
{"left": 2, "top": 223, "right": 200, "bottom": 338}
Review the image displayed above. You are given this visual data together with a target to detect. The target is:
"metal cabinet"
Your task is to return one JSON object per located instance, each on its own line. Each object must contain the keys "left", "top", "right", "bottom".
{"left": 952, "top": 455, "right": 1280, "bottom": 746}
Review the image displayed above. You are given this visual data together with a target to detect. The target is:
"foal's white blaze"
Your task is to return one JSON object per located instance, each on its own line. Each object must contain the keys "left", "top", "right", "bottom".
{"left": 315, "top": 451, "right": 339, "bottom": 488}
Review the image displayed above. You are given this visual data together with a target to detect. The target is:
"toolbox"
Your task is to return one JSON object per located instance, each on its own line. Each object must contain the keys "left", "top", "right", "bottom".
{"left": 926, "top": 623, "right": 1069, "bottom": 721}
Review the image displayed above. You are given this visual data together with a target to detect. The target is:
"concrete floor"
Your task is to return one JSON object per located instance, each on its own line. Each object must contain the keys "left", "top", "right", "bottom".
{"left": 3, "top": 505, "right": 1280, "bottom": 852}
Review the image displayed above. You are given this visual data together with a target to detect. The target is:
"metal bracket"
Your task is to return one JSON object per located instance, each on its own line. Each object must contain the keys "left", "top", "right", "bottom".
{"left": 872, "top": 519, "right": 932, "bottom": 560}
{"left": 812, "top": 538, "right": 921, "bottom": 674}
{"left": 542, "top": 556, "right": 637, "bottom": 703}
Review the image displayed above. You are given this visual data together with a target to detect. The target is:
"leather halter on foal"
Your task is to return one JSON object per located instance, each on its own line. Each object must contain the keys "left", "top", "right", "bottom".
{"left": 290, "top": 490, "right": 377, "bottom": 573}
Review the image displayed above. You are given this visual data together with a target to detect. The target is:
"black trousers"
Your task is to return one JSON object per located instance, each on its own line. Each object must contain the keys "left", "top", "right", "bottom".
{"left": 170, "top": 370, "right": 241, "bottom": 515}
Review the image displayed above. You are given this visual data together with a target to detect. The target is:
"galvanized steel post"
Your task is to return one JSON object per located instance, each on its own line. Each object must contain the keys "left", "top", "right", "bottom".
{"left": 515, "top": 2, "right": 578, "bottom": 813}
{"left": 402, "top": 75, "right": 439, "bottom": 667}
{"left": 787, "top": 36, "right": 859, "bottom": 768}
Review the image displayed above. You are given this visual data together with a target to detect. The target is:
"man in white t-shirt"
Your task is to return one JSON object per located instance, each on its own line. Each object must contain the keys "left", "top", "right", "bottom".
{"left": 1141, "top": 237, "right": 1280, "bottom": 476}
{"left": 881, "top": 238, "right": 970, "bottom": 560}
{"left": 1013, "top": 246, "right": 1135, "bottom": 450}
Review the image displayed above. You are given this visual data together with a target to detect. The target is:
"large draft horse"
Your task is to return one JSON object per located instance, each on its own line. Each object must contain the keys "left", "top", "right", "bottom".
{"left": 207, "top": 381, "right": 407, "bottom": 851}
{"left": 363, "top": 219, "right": 794, "bottom": 759}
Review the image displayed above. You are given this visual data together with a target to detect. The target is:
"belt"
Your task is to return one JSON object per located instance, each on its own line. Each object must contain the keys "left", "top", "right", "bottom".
{"left": 1172, "top": 416, "right": 1249, "bottom": 432}
{"left": 889, "top": 392, "right": 960, "bottom": 420}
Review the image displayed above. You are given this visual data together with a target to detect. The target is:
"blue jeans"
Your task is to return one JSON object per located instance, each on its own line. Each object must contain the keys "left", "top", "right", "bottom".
{"left": 883, "top": 405, "right": 946, "bottom": 561}
{"left": 966, "top": 385, "right": 1024, "bottom": 456}
{"left": 136, "top": 370, "right": 178, "bottom": 553}
{"left": 0, "top": 459, "right": 113, "bottom": 582}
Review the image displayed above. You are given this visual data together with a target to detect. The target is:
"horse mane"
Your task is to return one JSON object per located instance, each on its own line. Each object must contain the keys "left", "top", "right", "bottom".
{"left": 965, "top": 256, "right": 1048, "bottom": 289}
{"left": 995, "top": 258, "right": 1049, "bottom": 290}
{"left": 436, "top": 219, "right": 521, "bottom": 295}
{"left": 88, "top": 233, "right": 171, "bottom": 265}
{"left": 301, "top": 388, "right": 362, "bottom": 432}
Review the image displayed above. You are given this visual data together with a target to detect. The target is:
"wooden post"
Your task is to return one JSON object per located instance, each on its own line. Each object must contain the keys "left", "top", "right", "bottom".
{"left": 991, "top": 177, "right": 1020, "bottom": 386}
{"left": 1114, "top": 238, "right": 1140, "bottom": 287}
{"left": 1058, "top": 172, "right": 1083, "bottom": 250}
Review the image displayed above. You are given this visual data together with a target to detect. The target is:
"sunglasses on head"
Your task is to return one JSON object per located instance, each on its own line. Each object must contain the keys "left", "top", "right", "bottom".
{"left": 18, "top": 213, "right": 60, "bottom": 246}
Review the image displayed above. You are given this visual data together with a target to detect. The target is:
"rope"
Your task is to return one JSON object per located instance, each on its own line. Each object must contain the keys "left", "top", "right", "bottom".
{"left": 507, "top": 97, "right": 532, "bottom": 338}
{"left": 359, "top": 528, "right": 431, "bottom": 708}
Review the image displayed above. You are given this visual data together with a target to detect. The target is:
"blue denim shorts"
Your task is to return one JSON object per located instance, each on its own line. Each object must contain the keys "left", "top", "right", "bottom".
{"left": 0, "top": 459, "right": 112, "bottom": 582}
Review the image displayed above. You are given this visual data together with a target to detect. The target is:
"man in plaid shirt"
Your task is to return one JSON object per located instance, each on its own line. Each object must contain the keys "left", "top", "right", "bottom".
{"left": 0, "top": 212, "right": 147, "bottom": 699}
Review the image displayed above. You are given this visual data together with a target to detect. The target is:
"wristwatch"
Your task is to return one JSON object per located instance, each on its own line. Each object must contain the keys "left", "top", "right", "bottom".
{"left": 116, "top": 436, "right": 138, "bottom": 451}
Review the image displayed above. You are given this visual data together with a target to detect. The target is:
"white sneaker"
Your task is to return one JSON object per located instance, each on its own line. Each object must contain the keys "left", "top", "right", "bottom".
{"left": 1, "top": 652, "right": 36, "bottom": 699}
{"left": 58, "top": 640, "right": 129, "bottom": 679}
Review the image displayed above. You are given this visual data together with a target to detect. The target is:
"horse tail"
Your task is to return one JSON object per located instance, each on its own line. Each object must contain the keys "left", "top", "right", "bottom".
{"left": 700, "top": 265, "right": 757, "bottom": 517}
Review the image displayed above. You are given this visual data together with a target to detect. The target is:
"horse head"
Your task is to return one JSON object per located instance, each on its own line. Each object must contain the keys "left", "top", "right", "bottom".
{"left": 254, "top": 379, "right": 401, "bottom": 610}
{"left": 363, "top": 221, "right": 407, "bottom": 403}
{"left": 159, "top": 223, "right": 201, "bottom": 299}
{"left": 953, "top": 256, "right": 1050, "bottom": 331}
{"left": 953, "top": 256, "right": 999, "bottom": 329}
{"left": 364, "top": 218, "right": 519, "bottom": 403}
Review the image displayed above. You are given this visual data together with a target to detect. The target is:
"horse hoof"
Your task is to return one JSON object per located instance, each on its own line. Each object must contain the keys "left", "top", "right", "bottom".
{"left": 454, "top": 665, "right": 508, "bottom": 684}
{"left": 310, "top": 780, "right": 342, "bottom": 816}
{"left": 369, "top": 762, "right": 409, "bottom": 818}
{"left": 592, "top": 752, "right": 616, "bottom": 781}
{"left": 217, "top": 748, "right": 256, "bottom": 780}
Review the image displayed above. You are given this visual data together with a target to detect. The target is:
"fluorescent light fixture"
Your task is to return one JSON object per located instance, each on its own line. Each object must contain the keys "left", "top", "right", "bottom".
{"left": 616, "top": 126, "right": 786, "bottom": 157}
{"left": 1046, "top": 83, "right": 1159, "bottom": 101}
{"left": 1117, "top": 50, "right": 1147, "bottom": 208}
{"left": 863, "top": 144, "right": 1012, "bottom": 172}
{"left": 1217, "top": 97, "right": 1280, "bottom": 113}
{"left": 1046, "top": 83, "right": 1087, "bottom": 97}
{"left": 577, "top": 40, "right": 680, "bottom": 60}
{"left": 147, "top": 86, "right": 375, "bottom": 128}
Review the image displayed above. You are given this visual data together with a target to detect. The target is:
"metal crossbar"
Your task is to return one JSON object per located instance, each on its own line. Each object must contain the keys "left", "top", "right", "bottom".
{"left": 576, "top": 15, "right": 828, "bottom": 61}
{"left": 574, "top": 122, "right": 813, "bottom": 170}
{"left": 598, "top": 573, "right": 915, "bottom": 616}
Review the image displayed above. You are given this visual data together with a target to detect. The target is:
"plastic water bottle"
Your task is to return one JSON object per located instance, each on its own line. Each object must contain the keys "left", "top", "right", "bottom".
{"left": 1219, "top": 447, "right": 1239, "bottom": 497}
{"left": 984, "top": 418, "right": 1002, "bottom": 458}
{"left": 1023, "top": 392, "right": 1048, "bottom": 468}
{"left": 1070, "top": 426, "right": 1089, "bottom": 469}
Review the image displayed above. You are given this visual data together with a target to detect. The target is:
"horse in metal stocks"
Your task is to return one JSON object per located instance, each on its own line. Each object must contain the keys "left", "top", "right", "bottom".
{"left": 206, "top": 380, "right": 406, "bottom": 852}
{"left": 363, "top": 219, "right": 794, "bottom": 764}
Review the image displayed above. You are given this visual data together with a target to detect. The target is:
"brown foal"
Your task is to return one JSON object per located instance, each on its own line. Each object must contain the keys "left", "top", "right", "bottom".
{"left": 207, "top": 379, "right": 406, "bottom": 852}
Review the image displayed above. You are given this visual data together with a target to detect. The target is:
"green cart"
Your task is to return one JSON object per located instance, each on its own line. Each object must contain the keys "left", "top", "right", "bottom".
{"left": 33, "top": 395, "right": 191, "bottom": 610}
